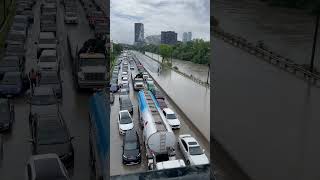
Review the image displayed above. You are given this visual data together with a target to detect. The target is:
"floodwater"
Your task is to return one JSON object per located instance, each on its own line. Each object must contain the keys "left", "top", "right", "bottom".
{"left": 133, "top": 51, "right": 210, "bottom": 142}
{"left": 213, "top": 1, "right": 320, "bottom": 180}
{"left": 214, "top": 0, "right": 320, "bottom": 69}
{"left": 145, "top": 52, "right": 210, "bottom": 82}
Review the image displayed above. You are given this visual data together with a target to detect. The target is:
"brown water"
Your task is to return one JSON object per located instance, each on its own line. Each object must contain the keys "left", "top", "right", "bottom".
{"left": 213, "top": 1, "right": 320, "bottom": 179}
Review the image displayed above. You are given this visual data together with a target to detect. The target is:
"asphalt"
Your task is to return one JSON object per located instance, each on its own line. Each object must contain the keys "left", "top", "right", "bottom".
{"left": 0, "top": 0, "right": 95, "bottom": 179}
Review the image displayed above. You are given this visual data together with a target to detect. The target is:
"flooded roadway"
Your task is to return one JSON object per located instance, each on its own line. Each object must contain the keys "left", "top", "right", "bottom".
{"left": 0, "top": 0, "right": 94, "bottom": 179}
{"left": 213, "top": 35, "right": 320, "bottom": 180}
{"left": 110, "top": 53, "right": 209, "bottom": 176}
{"left": 145, "top": 52, "right": 210, "bottom": 82}
{"left": 214, "top": 0, "right": 320, "bottom": 69}
{"left": 133, "top": 51, "right": 210, "bottom": 142}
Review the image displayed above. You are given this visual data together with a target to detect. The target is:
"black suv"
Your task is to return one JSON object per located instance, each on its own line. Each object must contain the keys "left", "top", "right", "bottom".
{"left": 0, "top": 99, "right": 14, "bottom": 132}
{"left": 122, "top": 129, "right": 141, "bottom": 165}
{"left": 29, "top": 113, "right": 74, "bottom": 168}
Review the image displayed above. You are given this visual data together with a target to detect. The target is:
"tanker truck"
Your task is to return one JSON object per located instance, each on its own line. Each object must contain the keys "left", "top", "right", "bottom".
{"left": 137, "top": 90, "right": 185, "bottom": 170}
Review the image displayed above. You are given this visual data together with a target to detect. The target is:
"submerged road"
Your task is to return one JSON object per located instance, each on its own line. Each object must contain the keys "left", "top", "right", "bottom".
{"left": 133, "top": 51, "right": 210, "bottom": 142}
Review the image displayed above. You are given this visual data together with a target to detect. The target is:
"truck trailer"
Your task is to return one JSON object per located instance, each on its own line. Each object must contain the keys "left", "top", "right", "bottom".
{"left": 137, "top": 90, "right": 185, "bottom": 170}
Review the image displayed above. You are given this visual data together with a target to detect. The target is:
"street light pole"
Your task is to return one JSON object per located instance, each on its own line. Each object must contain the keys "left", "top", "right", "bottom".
{"left": 206, "top": 63, "right": 210, "bottom": 84}
{"left": 310, "top": 15, "right": 319, "bottom": 72}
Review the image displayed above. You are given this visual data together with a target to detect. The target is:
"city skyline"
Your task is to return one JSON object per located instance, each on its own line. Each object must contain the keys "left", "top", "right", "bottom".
{"left": 110, "top": 0, "right": 210, "bottom": 44}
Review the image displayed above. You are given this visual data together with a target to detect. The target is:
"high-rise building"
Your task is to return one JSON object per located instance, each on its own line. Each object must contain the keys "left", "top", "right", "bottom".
{"left": 134, "top": 23, "right": 144, "bottom": 44}
{"left": 187, "top": 32, "right": 192, "bottom": 41}
{"left": 161, "top": 31, "right": 177, "bottom": 45}
{"left": 182, "top": 32, "right": 192, "bottom": 42}
{"left": 182, "top": 32, "right": 188, "bottom": 43}
{"left": 145, "top": 35, "right": 161, "bottom": 45}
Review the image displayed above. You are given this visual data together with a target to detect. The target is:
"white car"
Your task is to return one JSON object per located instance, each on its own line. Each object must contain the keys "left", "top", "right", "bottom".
{"left": 178, "top": 134, "right": 209, "bottom": 166}
{"left": 162, "top": 108, "right": 180, "bottom": 129}
{"left": 122, "top": 71, "right": 128, "bottom": 76}
{"left": 118, "top": 110, "right": 134, "bottom": 135}
{"left": 122, "top": 75, "right": 128, "bottom": 81}
{"left": 143, "top": 72, "right": 149, "bottom": 80}
{"left": 64, "top": 12, "right": 78, "bottom": 24}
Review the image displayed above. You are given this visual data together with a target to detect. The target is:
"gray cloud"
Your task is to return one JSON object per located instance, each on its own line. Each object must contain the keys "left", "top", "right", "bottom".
{"left": 111, "top": 0, "right": 210, "bottom": 44}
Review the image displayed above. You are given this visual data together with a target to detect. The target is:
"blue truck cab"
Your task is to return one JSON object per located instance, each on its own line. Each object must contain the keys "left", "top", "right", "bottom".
{"left": 89, "top": 89, "right": 110, "bottom": 180}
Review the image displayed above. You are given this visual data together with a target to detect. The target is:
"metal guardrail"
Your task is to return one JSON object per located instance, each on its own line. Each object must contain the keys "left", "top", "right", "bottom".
{"left": 212, "top": 27, "right": 320, "bottom": 86}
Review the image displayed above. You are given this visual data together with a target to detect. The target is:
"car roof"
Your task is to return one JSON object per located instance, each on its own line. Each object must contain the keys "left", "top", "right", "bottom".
{"left": 4, "top": 71, "right": 21, "bottom": 76}
{"left": 33, "top": 155, "right": 65, "bottom": 179}
{"left": 41, "top": 49, "right": 56, "bottom": 56}
{"left": 125, "top": 130, "right": 138, "bottom": 141}
{"left": 33, "top": 86, "right": 54, "bottom": 95}
{"left": 39, "top": 32, "right": 55, "bottom": 39}
{"left": 182, "top": 136, "right": 199, "bottom": 146}
{"left": 163, "top": 108, "right": 174, "bottom": 114}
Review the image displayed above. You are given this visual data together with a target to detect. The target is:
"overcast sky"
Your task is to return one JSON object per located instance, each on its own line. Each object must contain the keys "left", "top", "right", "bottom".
{"left": 111, "top": 0, "right": 210, "bottom": 44}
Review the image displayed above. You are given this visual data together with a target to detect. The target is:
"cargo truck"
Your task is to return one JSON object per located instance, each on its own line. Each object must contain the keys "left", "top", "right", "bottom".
{"left": 74, "top": 38, "right": 108, "bottom": 90}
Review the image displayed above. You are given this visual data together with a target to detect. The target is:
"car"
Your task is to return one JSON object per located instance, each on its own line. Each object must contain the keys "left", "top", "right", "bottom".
{"left": 162, "top": 108, "right": 181, "bottom": 129}
{"left": 0, "top": 72, "right": 29, "bottom": 97}
{"left": 146, "top": 79, "right": 155, "bottom": 91}
{"left": 5, "top": 30, "right": 26, "bottom": 47}
{"left": 121, "top": 75, "right": 128, "bottom": 81}
{"left": 122, "top": 129, "right": 141, "bottom": 165}
{"left": 12, "top": 15, "right": 29, "bottom": 27}
{"left": 38, "top": 71, "right": 62, "bottom": 98}
{"left": 10, "top": 23, "right": 28, "bottom": 37}
{"left": 5, "top": 44, "right": 26, "bottom": 61}
{"left": 26, "top": 154, "right": 71, "bottom": 180}
{"left": 0, "top": 57, "right": 24, "bottom": 77}
{"left": 156, "top": 98, "right": 167, "bottom": 110}
{"left": 20, "top": 10, "right": 34, "bottom": 23}
{"left": 121, "top": 83, "right": 130, "bottom": 93}
{"left": 118, "top": 110, "right": 134, "bottom": 135}
{"left": 29, "top": 113, "right": 74, "bottom": 167}
{"left": 152, "top": 88, "right": 165, "bottom": 100}
{"left": 118, "top": 88, "right": 128, "bottom": 100}
{"left": 122, "top": 71, "right": 128, "bottom": 76}
{"left": 36, "top": 32, "right": 57, "bottom": 59}
{"left": 37, "top": 50, "right": 59, "bottom": 71}
{"left": 178, "top": 134, "right": 209, "bottom": 166}
{"left": 142, "top": 72, "right": 149, "bottom": 81}
{"left": 130, "top": 65, "right": 134, "bottom": 70}
{"left": 120, "top": 95, "right": 133, "bottom": 114}
{"left": 64, "top": 12, "right": 78, "bottom": 24}
{"left": 0, "top": 99, "right": 14, "bottom": 132}
{"left": 27, "top": 86, "right": 59, "bottom": 123}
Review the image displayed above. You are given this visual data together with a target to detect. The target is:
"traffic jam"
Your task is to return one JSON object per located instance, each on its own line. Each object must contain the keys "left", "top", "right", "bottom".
{"left": 0, "top": 0, "right": 108, "bottom": 179}
{"left": 109, "top": 50, "right": 210, "bottom": 176}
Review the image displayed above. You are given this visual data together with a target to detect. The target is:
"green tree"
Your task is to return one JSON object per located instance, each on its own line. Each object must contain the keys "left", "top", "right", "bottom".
{"left": 159, "top": 44, "right": 173, "bottom": 64}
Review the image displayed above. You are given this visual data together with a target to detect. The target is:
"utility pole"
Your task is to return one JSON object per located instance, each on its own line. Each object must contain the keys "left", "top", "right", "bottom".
{"left": 310, "top": 15, "right": 319, "bottom": 72}
{"left": 206, "top": 63, "right": 210, "bottom": 84}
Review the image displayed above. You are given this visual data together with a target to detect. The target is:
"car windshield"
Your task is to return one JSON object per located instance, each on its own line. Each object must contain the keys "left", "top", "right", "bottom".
{"left": 167, "top": 113, "right": 177, "bottom": 119}
{"left": 189, "top": 146, "right": 203, "bottom": 155}
{"left": 40, "top": 56, "right": 56, "bottom": 62}
{"left": 2, "top": 74, "right": 20, "bottom": 84}
{"left": 31, "top": 95, "right": 57, "bottom": 105}
{"left": 38, "top": 125, "right": 69, "bottom": 145}
{"left": 124, "top": 142, "right": 137, "bottom": 150}
{"left": 39, "top": 75, "right": 59, "bottom": 84}
{"left": 80, "top": 58, "right": 105, "bottom": 66}
{"left": 39, "top": 39, "right": 56, "bottom": 44}
{"left": 120, "top": 112, "right": 132, "bottom": 124}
